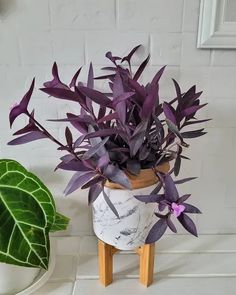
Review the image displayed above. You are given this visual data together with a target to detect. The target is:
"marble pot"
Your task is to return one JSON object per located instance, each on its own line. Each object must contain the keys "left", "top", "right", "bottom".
{"left": 92, "top": 163, "right": 169, "bottom": 250}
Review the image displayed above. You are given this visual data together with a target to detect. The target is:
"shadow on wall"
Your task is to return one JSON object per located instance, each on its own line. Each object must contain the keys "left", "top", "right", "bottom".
{"left": 0, "top": 0, "right": 16, "bottom": 19}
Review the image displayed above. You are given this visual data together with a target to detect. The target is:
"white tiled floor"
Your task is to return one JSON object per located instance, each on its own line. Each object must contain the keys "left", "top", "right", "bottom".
{"left": 32, "top": 235, "right": 236, "bottom": 295}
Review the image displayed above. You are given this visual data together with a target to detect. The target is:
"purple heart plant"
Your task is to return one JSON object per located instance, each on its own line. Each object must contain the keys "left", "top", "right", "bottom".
{"left": 9, "top": 45, "right": 208, "bottom": 243}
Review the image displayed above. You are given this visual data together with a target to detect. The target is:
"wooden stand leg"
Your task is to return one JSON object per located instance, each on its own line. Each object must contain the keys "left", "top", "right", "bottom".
{"left": 98, "top": 239, "right": 117, "bottom": 286}
{"left": 139, "top": 243, "right": 155, "bottom": 287}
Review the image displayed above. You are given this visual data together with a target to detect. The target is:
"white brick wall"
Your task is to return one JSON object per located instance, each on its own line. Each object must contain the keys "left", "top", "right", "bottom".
{"left": 0, "top": 0, "right": 235, "bottom": 235}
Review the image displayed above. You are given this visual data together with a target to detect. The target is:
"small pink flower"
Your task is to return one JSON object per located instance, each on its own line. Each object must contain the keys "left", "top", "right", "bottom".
{"left": 9, "top": 102, "right": 19, "bottom": 111}
{"left": 171, "top": 202, "right": 185, "bottom": 217}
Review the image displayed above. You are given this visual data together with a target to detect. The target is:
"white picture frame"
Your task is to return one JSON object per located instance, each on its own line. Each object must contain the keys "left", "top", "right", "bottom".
{"left": 197, "top": 0, "right": 236, "bottom": 48}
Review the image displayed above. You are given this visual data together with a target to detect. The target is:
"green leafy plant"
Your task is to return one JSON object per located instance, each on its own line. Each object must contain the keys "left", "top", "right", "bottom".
{"left": 0, "top": 159, "right": 69, "bottom": 269}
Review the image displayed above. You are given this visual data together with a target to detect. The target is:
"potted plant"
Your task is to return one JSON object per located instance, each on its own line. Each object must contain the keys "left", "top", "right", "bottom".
{"left": 0, "top": 159, "right": 69, "bottom": 294}
{"left": 8, "top": 45, "right": 208, "bottom": 251}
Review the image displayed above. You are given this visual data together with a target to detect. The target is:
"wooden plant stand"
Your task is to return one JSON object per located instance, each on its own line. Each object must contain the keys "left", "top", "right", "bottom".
{"left": 98, "top": 239, "right": 155, "bottom": 287}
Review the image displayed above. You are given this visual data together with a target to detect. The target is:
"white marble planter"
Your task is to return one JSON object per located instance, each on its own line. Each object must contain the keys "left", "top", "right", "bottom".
{"left": 92, "top": 184, "right": 157, "bottom": 250}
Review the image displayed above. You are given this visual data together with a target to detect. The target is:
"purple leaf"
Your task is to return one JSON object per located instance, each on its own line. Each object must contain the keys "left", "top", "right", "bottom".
{"left": 88, "top": 184, "right": 102, "bottom": 204}
{"left": 81, "top": 175, "right": 105, "bottom": 189}
{"left": 174, "top": 156, "right": 181, "bottom": 176}
{"left": 13, "top": 110, "right": 39, "bottom": 135}
{"left": 182, "top": 103, "right": 208, "bottom": 117}
{"left": 74, "top": 135, "right": 86, "bottom": 148}
{"left": 103, "top": 165, "right": 131, "bottom": 189}
{"left": 85, "top": 128, "right": 124, "bottom": 139}
{"left": 140, "top": 92, "right": 156, "bottom": 119}
{"left": 126, "top": 159, "right": 141, "bottom": 175}
{"left": 66, "top": 113, "right": 88, "bottom": 134}
{"left": 105, "top": 51, "right": 122, "bottom": 64}
{"left": 172, "top": 79, "right": 181, "bottom": 100}
{"left": 178, "top": 194, "right": 191, "bottom": 203}
{"left": 167, "top": 215, "right": 177, "bottom": 233}
{"left": 103, "top": 189, "right": 119, "bottom": 218}
{"left": 9, "top": 78, "right": 35, "bottom": 127}
{"left": 56, "top": 159, "right": 92, "bottom": 172}
{"left": 65, "top": 127, "right": 73, "bottom": 147}
{"left": 121, "top": 44, "right": 141, "bottom": 65}
{"left": 133, "top": 55, "right": 150, "bottom": 81}
{"left": 163, "top": 102, "right": 177, "bottom": 125}
{"left": 164, "top": 175, "right": 179, "bottom": 202}
{"left": 113, "top": 72, "right": 124, "bottom": 98}
{"left": 40, "top": 87, "right": 82, "bottom": 103}
{"left": 151, "top": 66, "right": 166, "bottom": 87}
{"left": 97, "top": 112, "right": 118, "bottom": 123}
{"left": 97, "top": 153, "right": 110, "bottom": 169}
{"left": 8, "top": 131, "right": 47, "bottom": 145}
{"left": 175, "top": 177, "right": 197, "bottom": 184}
{"left": 166, "top": 119, "right": 185, "bottom": 144}
{"left": 145, "top": 218, "right": 168, "bottom": 243}
{"left": 79, "top": 86, "right": 111, "bottom": 106}
{"left": 113, "top": 92, "right": 134, "bottom": 107}
{"left": 82, "top": 137, "right": 109, "bottom": 160}
{"left": 182, "top": 203, "right": 202, "bottom": 214}
{"left": 177, "top": 213, "right": 198, "bottom": 237}
{"left": 181, "top": 129, "right": 207, "bottom": 139}
{"left": 134, "top": 194, "right": 164, "bottom": 203}
{"left": 150, "top": 182, "right": 163, "bottom": 195}
{"left": 184, "top": 119, "right": 211, "bottom": 126}
{"left": 69, "top": 66, "right": 82, "bottom": 88}
{"left": 44, "top": 62, "right": 68, "bottom": 89}
{"left": 64, "top": 171, "right": 95, "bottom": 195}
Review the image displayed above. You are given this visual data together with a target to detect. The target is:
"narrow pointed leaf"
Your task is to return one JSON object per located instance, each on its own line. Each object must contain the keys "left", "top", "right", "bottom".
{"left": 177, "top": 213, "right": 198, "bottom": 237}
{"left": 145, "top": 218, "right": 168, "bottom": 243}
{"left": 79, "top": 86, "right": 111, "bottom": 106}
{"left": 82, "top": 137, "right": 109, "bottom": 160}
{"left": 8, "top": 131, "right": 47, "bottom": 145}
{"left": 64, "top": 171, "right": 95, "bottom": 195}
{"left": 103, "top": 189, "right": 119, "bottom": 218}
{"left": 88, "top": 184, "right": 102, "bottom": 204}
{"left": 133, "top": 55, "right": 150, "bottom": 81}
{"left": 182, "top": 203, "right": 202, "bottom": 214}
{"left": 164, "top": 174, "right": 179, "bottom": 202}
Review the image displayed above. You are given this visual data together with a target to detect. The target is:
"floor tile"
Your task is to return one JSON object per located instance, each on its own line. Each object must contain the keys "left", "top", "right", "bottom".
{"left": 32, "top": 282, "right": 74, "bottom": 295}
{"left": 73, "top": 278, "right": 236, "bottom": 295}
{"left": 49, "top": 255, "right": 78, "bottom": 282}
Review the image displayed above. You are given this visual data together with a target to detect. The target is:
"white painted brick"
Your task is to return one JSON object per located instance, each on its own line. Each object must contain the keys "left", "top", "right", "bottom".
{"left": 207, "top": 67, "right": 236, "bottom": 98}
{"left": 52, "top": 31, "right": 85, "bottom": 65}
{"left": 211, "top": 50, "right": 236, "bottom": 66}
{"left": 187, "top": 128, "right": 234, "bottom": 157}
{"left": 197, "top": 207, "right": 236, "bottom": 233}
{"left": 117, "top": 0, "right": 184, "bottom": 32}
{"left": 181, "top": 33, "right": 211, "bottom": 66}
{"left": 202, "top": 154, "right": 234, "bottom": 182}
{"left": 0, "top": 25, "right": 19, "bottom": 65}
{"left": 179, "top": 66, "right": 210, "bottom": 94}
{"left": 85, "top": 31, "right": 149, "bottom": 65}
{"left": 19, "top": 30, "right": 53, "bottom": 65}
{"left": 182, "top": 0, "right": 200, "bottom": 32}
{"left": 15, "top": 0, "right": 50, "bottom": 30}
{"left": 50, "top": 0, "right": 116, "bottom": 30}
{"left": 150, "top": 33, "right": 182, "bottom": 66}
{"left": 206, "top": 98, "right": 236, "bottom": 128}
